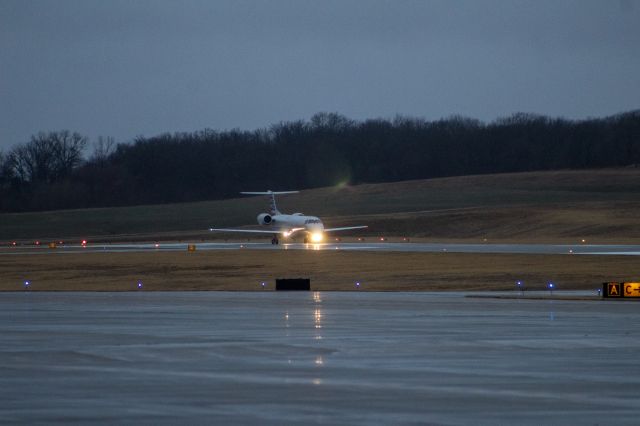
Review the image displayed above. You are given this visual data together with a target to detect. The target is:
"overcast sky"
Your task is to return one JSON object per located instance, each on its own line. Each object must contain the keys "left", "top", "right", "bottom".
{"left": 1, "top": 0, "right": 639, "bottom": 150}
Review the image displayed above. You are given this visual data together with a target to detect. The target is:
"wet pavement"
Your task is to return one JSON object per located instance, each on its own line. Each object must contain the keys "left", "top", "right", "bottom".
{"left": 1, "top": 291, "right": 639, "bottom": 425}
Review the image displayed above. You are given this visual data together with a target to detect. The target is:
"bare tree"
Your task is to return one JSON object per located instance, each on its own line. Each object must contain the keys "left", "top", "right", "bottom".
{"left": 0, "top": 150, "right": 9, "bottom": 184}
{"left": 7, "top": 131, "right": 88, "bottom": 183}
{"left": 91, "top": 136, "right": 116, "bottom": 165}
{"left": 50, "top": 131, "right": 88, "bottom": 179}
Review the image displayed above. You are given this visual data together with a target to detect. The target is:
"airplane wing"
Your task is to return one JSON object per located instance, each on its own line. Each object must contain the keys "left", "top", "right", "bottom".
{"left": 323, "top": 226, "right": 368, "bottom": 232}
{"left": 209, "top": 227, "right": 306, "bottom": 234}
{"left": 209, "top": 228, "right": 281, "bottom": 234}
{"left": 240, "top": 191, "right": 299, "bottom": 195}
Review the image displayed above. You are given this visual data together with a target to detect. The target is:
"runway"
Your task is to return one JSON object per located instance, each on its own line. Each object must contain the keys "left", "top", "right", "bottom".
{"left": 1, "top": 291, "right": 639, "bottom": 424}
{"left": 2, "top": 241, "right": 640, "bottom": 255}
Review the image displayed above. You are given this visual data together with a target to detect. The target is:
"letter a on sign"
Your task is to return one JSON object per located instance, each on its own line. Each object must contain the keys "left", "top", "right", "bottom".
{"left": 608, "top": 283, "right": 621, "bottom": 297}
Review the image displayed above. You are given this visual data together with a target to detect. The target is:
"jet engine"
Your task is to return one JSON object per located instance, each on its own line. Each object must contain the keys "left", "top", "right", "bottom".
{"left": 257, "top": 213, "right": 272, "bottom": 225}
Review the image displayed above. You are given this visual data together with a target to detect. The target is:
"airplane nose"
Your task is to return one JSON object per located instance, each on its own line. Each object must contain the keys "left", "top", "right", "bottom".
{"left": 309, "top": 223, "right": 324, "bottom": 232}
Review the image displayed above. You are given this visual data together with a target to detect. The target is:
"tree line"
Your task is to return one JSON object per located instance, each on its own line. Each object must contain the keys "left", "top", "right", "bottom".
{"left": 1, "top": 110, "right": 639, "bottom": 212}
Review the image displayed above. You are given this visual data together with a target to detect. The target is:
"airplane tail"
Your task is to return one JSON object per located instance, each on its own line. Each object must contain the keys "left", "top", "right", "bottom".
{"left": 240, "top": 190, "right": 299, "bottom": 215}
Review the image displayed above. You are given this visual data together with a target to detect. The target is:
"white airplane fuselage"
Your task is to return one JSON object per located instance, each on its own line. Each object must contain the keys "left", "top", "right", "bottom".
{"left": 257, "top": 212, "right": 324, "bottom": 236}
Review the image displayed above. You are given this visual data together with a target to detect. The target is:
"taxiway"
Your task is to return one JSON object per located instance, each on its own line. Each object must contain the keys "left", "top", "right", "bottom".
{"left": 2, "top": 241, "right": 640, "bottom": 255}
{"left": 1, "top": 291, "right": 638, "bottom": 424}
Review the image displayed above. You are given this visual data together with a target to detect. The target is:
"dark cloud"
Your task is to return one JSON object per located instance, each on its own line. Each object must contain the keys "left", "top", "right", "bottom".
{"left": 1, "top": 0, "right": 639, "bottom": 150}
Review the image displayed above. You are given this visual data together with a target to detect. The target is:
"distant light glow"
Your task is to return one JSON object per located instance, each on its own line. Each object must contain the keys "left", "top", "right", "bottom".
{"left": 82, "top": 240, "right": 87, "bottom": 245}
{"left": 137, "top": 281, "right": 143, "bottom": 289}
{"left": 335, "top": 180, "right": 349, "bottom": 190}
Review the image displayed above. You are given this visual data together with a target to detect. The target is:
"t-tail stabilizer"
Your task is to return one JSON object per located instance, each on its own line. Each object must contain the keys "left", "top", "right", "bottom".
{"left": 240, "top": 190, "right": 299, "bottom": 215}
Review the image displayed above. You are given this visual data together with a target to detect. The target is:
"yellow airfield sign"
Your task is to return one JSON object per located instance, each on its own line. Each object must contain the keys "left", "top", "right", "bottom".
{"left": 603, "top": 282, "right": 640, "bottom": 298}
{"left": 623, "top": 283, "right": 640, "bottom": 297}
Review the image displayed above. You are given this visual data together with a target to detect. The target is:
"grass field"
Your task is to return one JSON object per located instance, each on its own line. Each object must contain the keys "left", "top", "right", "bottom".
{"left": 1, "top": 250, "right": 637, "bottom": 292}
{"left": 1, "top": 168, "right": 639, "bottom": 243}
{"left": 2, "top": 169, "right": 638, "bottom": 292}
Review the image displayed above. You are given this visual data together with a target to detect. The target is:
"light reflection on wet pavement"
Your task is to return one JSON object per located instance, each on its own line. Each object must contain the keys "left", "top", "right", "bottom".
{"left": 1, "top": 291, "right": 639, "bottom": 425}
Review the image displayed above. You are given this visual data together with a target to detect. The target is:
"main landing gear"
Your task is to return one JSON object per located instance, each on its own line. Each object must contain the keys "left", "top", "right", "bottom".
{"left": 271, "top": 237, "right": 279, "bottom": 245}
{"left": 303, "top": 236, "right": 309, "bottom": 244}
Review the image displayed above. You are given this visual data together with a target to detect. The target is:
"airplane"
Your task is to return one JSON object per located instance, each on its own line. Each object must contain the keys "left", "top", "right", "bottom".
{"left": 209, "top": 191, "right": 367, "bottom": 244}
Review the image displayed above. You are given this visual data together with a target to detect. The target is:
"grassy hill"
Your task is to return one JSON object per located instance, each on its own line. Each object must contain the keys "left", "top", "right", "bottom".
{"left": 1, "top": 168, "right": 639, "bottom": 243}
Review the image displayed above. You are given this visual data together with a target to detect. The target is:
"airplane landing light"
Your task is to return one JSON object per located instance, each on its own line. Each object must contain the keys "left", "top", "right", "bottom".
{"left": 311, "top": 233, "right": 323, "bottom": 243}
